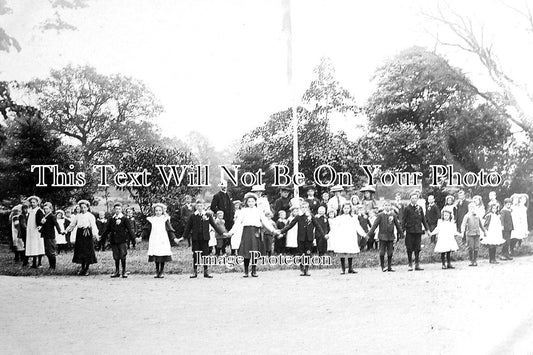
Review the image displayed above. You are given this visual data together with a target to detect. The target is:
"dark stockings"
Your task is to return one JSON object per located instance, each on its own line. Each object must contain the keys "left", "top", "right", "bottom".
{"left": 155, "top": 262, "right": 165, "bottom": 276}
{"left": 244, "top": 258, "right": 250, "bottom": 275}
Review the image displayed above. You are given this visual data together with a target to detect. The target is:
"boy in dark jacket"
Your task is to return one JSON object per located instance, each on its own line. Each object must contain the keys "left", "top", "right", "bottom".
{"left": 126, "top": 207, "right": 139, "bottom": 249}
{"left": 500, "top": 198, "right": 514, "bottom": 260}
{"left": 96, "top": 211, "right": 108, "bottom": 251}
{"left": 38, "top": 202, "right": 64, "bottom": 270}
{"left": 314, "top": 206, "right": 329, "bottom": 256}
{"left": 367, "top": 201, "right": 402, "bottom": 272}
{"left": 182, "top": 200, "right": 225, "bottom": 278}
{"left": 402, "top": 192, "right": 429, "bottom": 271}
{"left": 279, "top": 201, "right": 325, "bottom": 276}
{"left": 102, "top": 203, "right": 136, "bottom": 278}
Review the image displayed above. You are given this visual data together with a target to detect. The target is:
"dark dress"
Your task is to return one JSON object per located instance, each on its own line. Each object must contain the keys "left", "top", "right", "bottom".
{"left": 274, "top": 220, "right": 287, "bottom": 254}
{"left": 72, "top": 213, "right": 98, "bottom": 265}
{"left": 239, "top": 226, "right": 262, "bottom": 259}
{"left": 73, "top": 228, "right": 97, "bottom": 264}
{"left": 314, "top": 215, "right": 329, "bottom": 255}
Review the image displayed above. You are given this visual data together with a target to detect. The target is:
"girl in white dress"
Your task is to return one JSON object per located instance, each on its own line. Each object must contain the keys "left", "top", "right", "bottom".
{"left": 55, "top": 210, "right": 70, "bottom": 254}
{"left": 430, "top": 207, "right": 460, "bottom": 269}
{"left": 230, "top": 201, "right": 243, "bottom": 254}
{"left": 511, "top": 194, "right": 529, "bottom": 249}
{"left": 25, "top": 196, "right": 45, "bottom": 268}
{"left": 481, "top": 203, "right": 505, "bottom": 264}
{"left": 142, "top": 203, "right": 181, "bottom": 278}
{"left": 332, "top": 203, "right": 366, "bottom": 274}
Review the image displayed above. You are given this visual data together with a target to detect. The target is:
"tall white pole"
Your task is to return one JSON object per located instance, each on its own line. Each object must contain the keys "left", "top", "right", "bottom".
{"left": 282, "top": 0, "right": 299, "bottom": 201}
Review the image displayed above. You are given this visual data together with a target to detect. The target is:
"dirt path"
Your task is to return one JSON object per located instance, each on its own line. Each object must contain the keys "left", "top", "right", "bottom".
{"left": 1, "top": 257, "right": 533, "bottom": 355}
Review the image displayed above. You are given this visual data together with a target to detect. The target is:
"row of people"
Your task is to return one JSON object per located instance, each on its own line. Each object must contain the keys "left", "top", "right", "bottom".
{"left": 7, "top": 187, "right": 530, "bottom": 277}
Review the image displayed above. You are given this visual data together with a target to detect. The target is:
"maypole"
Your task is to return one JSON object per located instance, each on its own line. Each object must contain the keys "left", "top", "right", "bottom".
{"left": 282, "top": 0, "right": 299, "bottom": 202}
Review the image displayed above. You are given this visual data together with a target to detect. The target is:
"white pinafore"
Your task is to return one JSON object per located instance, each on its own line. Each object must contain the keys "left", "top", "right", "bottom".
{"left": 147, "top": 216, "right": 172, "bottom": 257}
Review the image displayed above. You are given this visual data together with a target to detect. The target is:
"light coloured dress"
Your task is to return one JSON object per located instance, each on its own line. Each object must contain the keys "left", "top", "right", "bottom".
{"left": 68, "top": 216, "right": 78, "bottom": 243}
{"left": 331, "top": 214, "right": 366, "bottom": 256}
{"left": 25, "top": 207, "right": 44, "bottom": 256}
{"left": 147, "top": 215, "right": 173, "bottom": 258}
{"left": 208, "top": 225, "right": 217, "bottom": 247}
{"left": 327, "top": 217, "right": 337, "bottom": 251}
{"left": 230, "top": 210, "right": 243, "bottom": 250}
{"left": 481, "top": 213, "right": 505, "bottom": 245}
{"left": 257, "top": 196, "right": 272, "bottom": 215}
{"left": 433, "top": 219, "right": 459, "bottom": 253}
{"left": 511, "top": 205, "right": 528, "bottom": 240}
{"left": 55, "top": 218, "right": 67, "bottom": 245}
{"left": 11, "top": 216, "right": 25, "bottom": 251}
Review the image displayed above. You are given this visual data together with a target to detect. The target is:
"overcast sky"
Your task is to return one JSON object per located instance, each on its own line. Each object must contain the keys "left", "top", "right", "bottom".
{"left": 1, "top": 0, "right": 532, "bottom": 149}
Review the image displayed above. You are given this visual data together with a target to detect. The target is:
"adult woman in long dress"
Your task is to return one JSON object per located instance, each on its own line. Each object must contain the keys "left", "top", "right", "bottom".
{"left": 227, "top": 192, "right": 279, "bottom": 277}
{"left": 25, "top": 196, "right": 45, "bottom": 268}
{"left": 66, "top": 200, "right": 99, "bottom": 276}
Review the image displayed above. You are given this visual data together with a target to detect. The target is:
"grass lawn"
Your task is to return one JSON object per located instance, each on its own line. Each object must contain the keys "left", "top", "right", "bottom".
{"left": 1, "top": 235, "right": 532, "bottom": 276}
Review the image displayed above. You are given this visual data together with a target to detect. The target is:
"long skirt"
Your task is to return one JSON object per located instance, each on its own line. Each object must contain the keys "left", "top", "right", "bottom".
{"left": 238, "top": 226, "right": 263, "bottom": 259}
{"left": 72, "top": 228, "right": 97, "bottom": 264}
{"left": 25, "top": 230, "right": 44, "bottom": 257}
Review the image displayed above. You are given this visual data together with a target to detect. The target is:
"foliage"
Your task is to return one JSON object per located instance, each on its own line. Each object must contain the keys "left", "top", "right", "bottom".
{"left": 302, "top": 56, "right": 358, "bottom": 117}
{"left": 425, "top": 2, "right": 533, "bottom": 139}
{"left": 27, "top": 65, "right": 163, "bottom": 164}
{"left": 0, "top": 106, "right": 95, "bottom": 207}
{"left": 233, "top": 58, "right": 365, "bottom": 201}
{"left": 365, "top": 47, "right": 517, "bottom": 203}
{"left": 116, "top": 145, "right": 201, "bottom": 216}
{"left": 183, "top": 131, "right": 235, "bottom": 196}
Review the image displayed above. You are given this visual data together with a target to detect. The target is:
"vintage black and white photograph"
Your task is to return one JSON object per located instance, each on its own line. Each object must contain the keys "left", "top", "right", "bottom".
{"left": 1, "top": 0, "right": 532, "bottom": 354}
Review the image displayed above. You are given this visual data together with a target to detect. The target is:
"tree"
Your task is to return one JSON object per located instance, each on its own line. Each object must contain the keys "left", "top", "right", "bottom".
{"left": 365, "top": 47, "right": 516, "bottom": 201}
{"left": 302, "top": 57, "right": 358, "bottom": 119}
{"left": 27, "top": 65, "right": 163, "bottom": 164}
{"left": 424, "top": 1, "right": 533, "bottom": 139}
{"left": 234, "top": 107, "right": 367, "bottom": 200}
{"left": 0, "top": 103, "right": 95, "bottom": 207}
{"left": 183, "top": 131, "right": 235, "bottom": 195}
{"left": 233, "top": 58, "right": 366, "bottom": 200}
{"left": 116, "top": 145, "right": 201, "bottom": 216}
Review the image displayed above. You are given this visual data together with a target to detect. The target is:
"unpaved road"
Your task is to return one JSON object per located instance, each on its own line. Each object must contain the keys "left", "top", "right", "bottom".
{"left": 1, "top": 257, "right": 533, "bottom": 355}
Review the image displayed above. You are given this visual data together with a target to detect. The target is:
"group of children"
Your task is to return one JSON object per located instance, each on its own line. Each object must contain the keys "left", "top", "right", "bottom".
{"left": 7, "top": 186, "right": 531, "bottom": 278}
